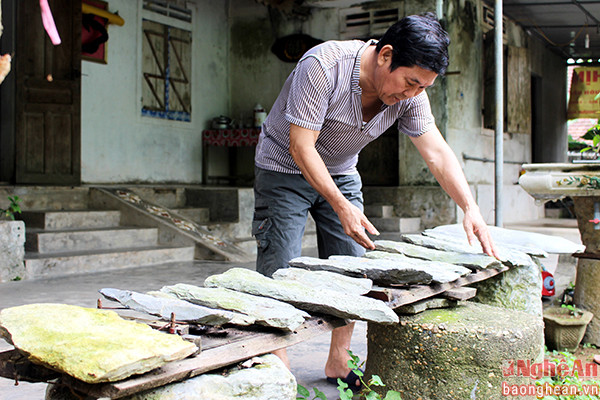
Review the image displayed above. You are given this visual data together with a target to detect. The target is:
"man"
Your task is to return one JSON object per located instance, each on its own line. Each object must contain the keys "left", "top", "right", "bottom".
{"left": 252, "top": 12, "right": 498, "bottom": 388}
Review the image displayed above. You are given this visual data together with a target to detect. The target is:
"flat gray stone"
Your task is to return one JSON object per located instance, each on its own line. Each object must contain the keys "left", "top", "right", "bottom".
{"left": 100, "top": 288, "right": 252, "bottom": 326}
{"left": 273, "top": 267, "right": 373, "bottom": 295}
{"left": 409, "top": 232, "right": 534, "bottom": 268}
{"left": 395, "top": 297, "right": 458, "bottom": 315}
{"left": 0, "top": 303, "right": 197, "bottom": 384}
{"left": 289, "top": 255, "right": 432, "bottom": 285}
{"left": 364, "top": 251, "right": 470, "bottom": 284}
{"left": 425, "top": 223, "right": 584, "bottom": 254}
{"left": 204, "top": 268, "right": 399, "bottom": 324}
{"left": 374, "top": 239, "right": 501, "bottom": 270}
{"left": 159, "top": 283, "right": 309, "bottom": 331}
{"left": 47, "top": 354, "right": 297, "bottom": 400}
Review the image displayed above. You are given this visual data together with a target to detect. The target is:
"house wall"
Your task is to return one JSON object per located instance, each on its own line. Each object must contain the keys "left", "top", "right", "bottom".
{"left": 225, "top": 0, "right": 559, "bottom": 224}
{"left": 81, "top": 0, "right": 229, "bottom": 183}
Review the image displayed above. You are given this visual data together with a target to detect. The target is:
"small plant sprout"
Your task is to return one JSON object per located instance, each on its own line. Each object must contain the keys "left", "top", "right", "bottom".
{"left": 1, "top": 196, "right": 21, "bottom": 220}
{"left": 297, "top": 350, "right": 402, "bottom": 400}
{"left": 562, "top": 303, "right": 584, "bottom": 317}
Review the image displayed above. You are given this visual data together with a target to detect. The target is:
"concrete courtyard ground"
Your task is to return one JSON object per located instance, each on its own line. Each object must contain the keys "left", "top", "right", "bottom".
{"left": 0, "top": 218, "right": 581, "bottom": 400}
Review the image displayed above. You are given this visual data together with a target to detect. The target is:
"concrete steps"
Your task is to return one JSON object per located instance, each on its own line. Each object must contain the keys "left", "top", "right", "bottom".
{"left": 25, "top": 227, "right": 159, "bottom": 253}
{"left": 25, "top": 245, "right": 195, "bottom": 278}
{"left": 20, "top": 208, "right": 194, "bottom": 279}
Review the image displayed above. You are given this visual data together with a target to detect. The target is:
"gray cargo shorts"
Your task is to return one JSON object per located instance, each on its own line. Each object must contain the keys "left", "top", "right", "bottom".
{"left": 253, "top": 167, "right": 365, "bottom": 277}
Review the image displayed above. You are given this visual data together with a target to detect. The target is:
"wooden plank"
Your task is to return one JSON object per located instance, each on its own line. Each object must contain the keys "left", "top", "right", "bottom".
{"left": 386, "top": 266, "right": 509, "bottom": 309}
{"left": 0, "top": 349, "right": 60, "bottom": 383}
{"left": 442, "top": 287, "right": 477, "bottom": 301}
{"left": 63, "top": 315, "right": 347, "bottom": 399}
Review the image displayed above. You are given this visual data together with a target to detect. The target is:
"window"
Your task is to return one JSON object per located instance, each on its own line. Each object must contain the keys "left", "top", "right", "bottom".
{"left": 339, "top": 5, "right": 403, "bottom": 40}
{"left": 141, "top": 3, "right": 192, "bottom": 122}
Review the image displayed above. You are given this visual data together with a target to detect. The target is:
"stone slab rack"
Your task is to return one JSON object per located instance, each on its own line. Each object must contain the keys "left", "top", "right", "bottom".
{"left": 0, "top": 266, "right": 511, "bottom": 399}
{"left": 370, "top": 264, "right": 510, "bottom": 308}
{"left": 0, "top": 314, "right": 346, "bottom": 399}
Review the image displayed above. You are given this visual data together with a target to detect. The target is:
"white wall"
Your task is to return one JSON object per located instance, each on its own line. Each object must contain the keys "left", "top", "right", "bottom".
{"left": 81, "top": 0, "right": 229, "bottom": 183}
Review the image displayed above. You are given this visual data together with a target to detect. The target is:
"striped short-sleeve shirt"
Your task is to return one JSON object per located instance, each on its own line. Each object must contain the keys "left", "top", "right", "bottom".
{"left": 255, "top": 39, "right": 436, "bottom": 175}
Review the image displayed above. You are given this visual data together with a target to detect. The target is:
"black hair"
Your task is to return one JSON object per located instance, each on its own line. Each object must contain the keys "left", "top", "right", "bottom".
{"left": 375, "top": 12, "right": 450, "bottom": 75}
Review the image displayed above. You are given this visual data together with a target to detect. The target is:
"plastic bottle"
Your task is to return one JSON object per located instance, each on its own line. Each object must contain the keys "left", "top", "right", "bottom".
{"left": 253, "top": 104, "right": 267, "bottom": 128}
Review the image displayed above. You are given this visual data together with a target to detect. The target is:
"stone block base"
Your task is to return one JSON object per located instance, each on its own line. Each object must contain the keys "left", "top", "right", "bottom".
{"left": 0, "top": 221, "right": 25, "bottom": 282}
{"left": 366, "top": 302, "right": 544, "bottom": 400}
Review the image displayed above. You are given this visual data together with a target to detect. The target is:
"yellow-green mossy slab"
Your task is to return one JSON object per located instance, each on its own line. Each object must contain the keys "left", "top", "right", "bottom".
{"left": 0, "top": 303, "right": 197, "bottom": 383}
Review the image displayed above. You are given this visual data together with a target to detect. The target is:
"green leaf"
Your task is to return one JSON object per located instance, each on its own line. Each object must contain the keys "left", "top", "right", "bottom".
{"left": 338, "top": 388, "right": 353, "bottom": 400}
{"left": 383, "top": 391, "right": 403, "bottom": 400}
{"left": 593, "top": 135, "right": 600, "bottom": 147}
{"left": 313, "top": 388, "right": 328, "bottom": 400}
{"left": 580, "top": 147, "right": 592, "bottom": 153}
{"left": 370, "top": 375, "right": 385, "bottom": 386}
{"left": 297, "top": 384, "right": 310, "bottom": 398}
{"left": 595, "top": 92, "right": 600, "bottom": 100}
{"left": 366, "top": 391, "right": 382, "bottom": 400}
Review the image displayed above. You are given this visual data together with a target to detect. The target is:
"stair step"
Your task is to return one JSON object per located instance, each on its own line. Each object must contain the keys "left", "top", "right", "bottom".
{"left": 371, "top": 217, "right": 421, "bottom": 233}
{"left": 24, "top": 245, "right": 195, "bottom": 279}
{"left": 19, "top": 210, "right": 121, "bottom": 230}
{"left": 25, "top": 227, "right": 159, "bottom": 253}
{"left": 173, "top": 207, "right": 210, "bottom": 224}
{"left": 364, "top": 204, "right": 395, "bottom": 218}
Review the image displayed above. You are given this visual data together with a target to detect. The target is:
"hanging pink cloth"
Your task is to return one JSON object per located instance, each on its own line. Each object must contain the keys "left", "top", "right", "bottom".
{"left": 39, "top": 0, "right": 61, "bottom": 45}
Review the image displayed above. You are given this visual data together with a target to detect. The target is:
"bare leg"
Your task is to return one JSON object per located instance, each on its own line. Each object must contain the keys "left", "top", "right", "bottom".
{"left": 273, "top": 348, "right": 291, "bottom": 370}
{"left": 324, "top": 322, "right": 359, "bottom": 386}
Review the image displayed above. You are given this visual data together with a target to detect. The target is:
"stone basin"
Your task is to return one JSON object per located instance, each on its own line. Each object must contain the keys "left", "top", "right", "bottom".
{"left": 519, "top": 162, "right": 600, "bottom": 346}
{"left": 518, "top": 162, "right": 600, "bottom": 200}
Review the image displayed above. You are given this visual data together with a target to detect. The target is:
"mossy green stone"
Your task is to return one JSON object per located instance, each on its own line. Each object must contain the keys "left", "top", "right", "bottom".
{"left": 366, "top": 302, "right": 543, "bottom": 400}
{"left": 0, "top": 303, "right": 197, "bottom": 383}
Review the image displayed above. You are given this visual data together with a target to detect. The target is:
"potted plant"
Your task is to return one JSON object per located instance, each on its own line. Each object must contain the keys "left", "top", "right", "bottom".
{"left": 543, "top": 303, "right": 594, "bottom": 352}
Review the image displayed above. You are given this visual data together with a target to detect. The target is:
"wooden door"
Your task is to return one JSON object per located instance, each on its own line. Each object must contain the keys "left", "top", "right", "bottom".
{"left": 15, "top": 0, "right": 81, "bottom": 184}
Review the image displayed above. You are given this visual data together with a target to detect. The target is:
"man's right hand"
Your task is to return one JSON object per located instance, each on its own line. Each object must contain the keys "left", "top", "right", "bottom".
{"left": 335, "top": 199, "right": 379, "bottom": 250}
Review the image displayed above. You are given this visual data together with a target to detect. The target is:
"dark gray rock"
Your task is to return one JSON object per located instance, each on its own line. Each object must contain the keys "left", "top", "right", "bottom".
{"left": 289, "top": 255, "right": 432, "bottom": 285}
{"left": 374, "top": 239, "right": 501, "bottom": 270}
{"left": 364, "top": 251, "right": 470, "bottom": 284}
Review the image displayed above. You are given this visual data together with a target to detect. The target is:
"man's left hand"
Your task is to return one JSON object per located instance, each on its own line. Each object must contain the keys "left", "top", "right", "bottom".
{"left": 462, "top": 207, "right": 499, "bottom": 258}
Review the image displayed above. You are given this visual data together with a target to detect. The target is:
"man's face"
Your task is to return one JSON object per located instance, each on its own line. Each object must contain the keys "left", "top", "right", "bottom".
{"left": 374, "top": 46, "right": 438, "bottom": 106}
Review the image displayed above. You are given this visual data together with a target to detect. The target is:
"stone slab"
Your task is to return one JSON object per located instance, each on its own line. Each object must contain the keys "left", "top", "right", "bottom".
{"left": 289, "top": 255, "right": 435, "bottom": 285}
{"left": 159, "top": 283, "right": 309, "bottom": 331}
{"left": 0, "top": 303, "right": 197, "bottom": 383}
{"left": 407, "top": 232, "right": 534, "bottom": 268}
{"left": 363, "top": 251, "right": 470, "bottom": 284}
{"left": 100, "top": 288, "right": 251, "bottom": 326}
{"left": 204, "top": 268, "right": 399, "bottom": 324}
{"left": 374, "top": 239, "right": 501, "bottom": 270}
{"left": 273, "top": 267, "right": 373, "bottom": 295}
{"left": 395, "top": 297, "right": 458, "bottom": 315}
{"left": 425, "top": 223, "right": 583, "bottom": 254}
